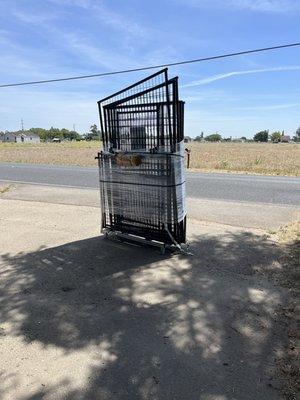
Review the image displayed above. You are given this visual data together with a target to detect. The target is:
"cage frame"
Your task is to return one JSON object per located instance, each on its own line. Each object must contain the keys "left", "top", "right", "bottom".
{"left": 97, "top": 68, "right": 186, "bottom": 249}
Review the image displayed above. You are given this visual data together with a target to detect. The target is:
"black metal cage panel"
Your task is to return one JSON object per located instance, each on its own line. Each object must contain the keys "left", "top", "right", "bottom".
{"left": 97, "top": 68, "right": 186, "bottom": 246}
{"left": 98, "top": 69, "right": 184, "bottom": 153}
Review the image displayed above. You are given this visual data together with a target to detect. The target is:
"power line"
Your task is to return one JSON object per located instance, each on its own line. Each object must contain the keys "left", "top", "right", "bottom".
{"left": 0, "top": 42, "right": 299, "bottom": 88}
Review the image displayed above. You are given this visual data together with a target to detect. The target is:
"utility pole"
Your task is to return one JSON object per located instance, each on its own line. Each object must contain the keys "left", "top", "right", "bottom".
{"left": 73, "top": 124, "right": 76, "bottom": 132}
{"left": 21, "top": 119, "right": 24, "bottom": 131}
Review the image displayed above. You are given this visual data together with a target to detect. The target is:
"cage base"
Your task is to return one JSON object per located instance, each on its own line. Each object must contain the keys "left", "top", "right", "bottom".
{"left": 102, "top": 228, "right": 189, "bottom": 255}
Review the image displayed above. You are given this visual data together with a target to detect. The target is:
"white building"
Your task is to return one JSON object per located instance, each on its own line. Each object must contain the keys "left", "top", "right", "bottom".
{"left": 1, "top": 131, "right": 40, "bottom": 143}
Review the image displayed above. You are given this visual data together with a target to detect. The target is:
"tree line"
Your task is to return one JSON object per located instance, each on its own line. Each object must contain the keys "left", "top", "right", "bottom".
{"left": 29, "top": 127, "right": 82, "bottom": 141}
{"left": 30, "top": 125, "right": 102, "bottom": 141}
{"left": 192, "top": 127, "right": 300, "bottom": 142}
{"left": 2, "top": 125, "right": 102, "bottom": 141}
{"left": 253, "top": 128, "right": 300, "bottom": 142}
{"left": 2, "top": 124, "right": 299, "bottom": 143}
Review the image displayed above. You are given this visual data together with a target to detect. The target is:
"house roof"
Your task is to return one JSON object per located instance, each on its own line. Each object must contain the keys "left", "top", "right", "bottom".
{"left": 5, "top": 131, "right": 40, "bottom": 138}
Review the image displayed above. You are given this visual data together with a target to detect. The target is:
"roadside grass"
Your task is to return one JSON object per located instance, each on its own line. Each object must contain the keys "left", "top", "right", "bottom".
{"left": 0, "top": 141, "right": 299, "bottom": 176}
{"left": 277, "top": 220, "right": 300, "bottom": 245}
{"left": 0, "top": 185, "right": 10, "bottom": 194}
{"left": 271, "top": 220, "right": 300, "bottom": 399}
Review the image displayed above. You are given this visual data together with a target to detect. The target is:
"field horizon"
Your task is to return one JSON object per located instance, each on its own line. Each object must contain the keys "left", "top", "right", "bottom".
{"left": 0, "top": 141, "right": 299, "bottom": 176}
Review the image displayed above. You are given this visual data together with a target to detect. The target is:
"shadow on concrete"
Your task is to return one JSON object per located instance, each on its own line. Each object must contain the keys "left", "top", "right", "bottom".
{"left": 0, "top": 231, "right": 289, "bottom": 399}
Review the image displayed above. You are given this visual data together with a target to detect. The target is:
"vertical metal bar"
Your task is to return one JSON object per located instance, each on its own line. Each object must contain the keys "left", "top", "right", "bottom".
{"left": 164, "top": 69, "right": 172, "bottom": 151}
{"left": 103, "top": 108, "right": 109, "bottom": 149}
{"left": 98, "top": 102, "right": 106, "bottom": 144}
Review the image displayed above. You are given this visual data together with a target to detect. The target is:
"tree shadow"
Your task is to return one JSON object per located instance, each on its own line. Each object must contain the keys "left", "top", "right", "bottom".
{"left": 0, "top": 231, "right": 289, "bottom": 399}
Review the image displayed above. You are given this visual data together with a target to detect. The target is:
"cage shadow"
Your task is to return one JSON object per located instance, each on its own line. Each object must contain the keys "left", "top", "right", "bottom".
{"left": 1, "top": 231, "right": 289, "bottom": 400}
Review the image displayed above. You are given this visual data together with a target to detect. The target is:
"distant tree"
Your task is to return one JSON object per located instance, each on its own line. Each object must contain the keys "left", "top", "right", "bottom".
{"left": 61, "top": 128, "right": 70, "bottom": 140}
{"left": 48, "top": 126, "right": 62, "bottom": 140}
{"left": 270, "top": 131, "right": 282, "bottom": 142}
{"left": 293, "top": 126, "right": 300, "bottom": 142}
{"left": 63, "top": 130, "right": 80, "bottom": 141}
{"left": 84, "top": 124, "right": 100, "bottom": 141}
{"left": 253, "top": 130, "right": 268, "bottom": 142}
{"left": 194, "top": 132, "right": 204, "bottom": 142}
{"left": 90, "top": 124, "right": 98, "bottom": 135}
{"left": 205, "top": 133, "right": 222, "bottom": 142}
{"left": 240, "top": 136, "right": 247, "bottom": 141}
{"left": 70, "top": 131, "right": 81, "bottom": 141}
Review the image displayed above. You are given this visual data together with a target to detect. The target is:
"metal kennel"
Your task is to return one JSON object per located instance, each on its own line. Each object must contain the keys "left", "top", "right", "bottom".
{"left": 97, "top": 68, "right": 186, "bottom": 251}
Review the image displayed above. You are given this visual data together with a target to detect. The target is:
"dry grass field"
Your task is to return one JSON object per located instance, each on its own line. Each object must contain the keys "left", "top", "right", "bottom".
{"left": 187, "top": 142, "right": 300, "bottom": 176}
{"left": 0, "top": 141, "right": 100, "bottom": 167}
{"left": 0, "top": 141, "right": 299, "bottom": 176}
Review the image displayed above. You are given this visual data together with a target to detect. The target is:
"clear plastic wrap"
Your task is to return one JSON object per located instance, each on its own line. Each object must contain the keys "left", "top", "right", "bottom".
{"left": 99, "top": 145, "right": 186, "bottom": 225}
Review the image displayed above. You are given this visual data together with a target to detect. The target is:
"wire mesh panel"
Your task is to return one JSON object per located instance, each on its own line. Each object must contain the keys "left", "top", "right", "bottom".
{"left": 97, "top": 68, "right": 186, "bottom": 246}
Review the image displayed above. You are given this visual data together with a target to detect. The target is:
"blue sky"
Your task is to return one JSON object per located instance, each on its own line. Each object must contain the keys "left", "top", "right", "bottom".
{"left": 0, "top": 0, "right": 299, "bottom": 137}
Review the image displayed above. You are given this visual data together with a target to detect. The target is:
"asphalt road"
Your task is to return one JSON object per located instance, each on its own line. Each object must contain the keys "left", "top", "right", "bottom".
{"left": 0, "top": 162, "right": 299, "bottom": 205}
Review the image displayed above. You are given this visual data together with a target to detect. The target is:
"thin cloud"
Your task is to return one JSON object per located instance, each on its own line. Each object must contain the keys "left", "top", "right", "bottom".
{"left": 13, "top": 10, "right": 59, "bottom": 24}
{"left": 11, "top": 8, "right": 144, "bottom": 71}
{"left": 181, "top": 0, "right": 300, "bottom": 13}
{"left": 227, "top": 0, "right": 300, "bottom": 13}
{"left": 235, "top": 102, "right": 300, "bottom": 111}
{"left": 56, "top": 31, "right": 142, "bottom": 70}
{"left": 48, "top": 0, "right": 150, "bottom": 38}
{"left": 183, "top": 66, "right": 300, "bottom": 87}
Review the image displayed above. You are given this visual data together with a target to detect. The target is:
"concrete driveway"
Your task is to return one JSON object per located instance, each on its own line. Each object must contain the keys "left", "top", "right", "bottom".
{"left": 0, "top": 185, "right": 294, "bottom": 400}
